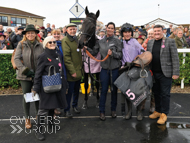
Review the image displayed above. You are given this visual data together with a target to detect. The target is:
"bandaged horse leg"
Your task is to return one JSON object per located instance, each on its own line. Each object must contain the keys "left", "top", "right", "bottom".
{"left": 141, "top": 99, "right": 146, "bottom": 110}
{"left": 82, "top": 73, "right": 89, "bottom": 109}
{"left": 136, "top": 99, "right": 146, "bottom": 121}
{"left": 90, "top": 74, "right": 95, "bottom": 97}
{"left": 95, "top": 73, "right": 100, "bottom": 108}
{"left": 121, "top": 93, "right": 126, "bottom": 117}
{"left": 125, "top": 98, "right": 132, "bottom": 120}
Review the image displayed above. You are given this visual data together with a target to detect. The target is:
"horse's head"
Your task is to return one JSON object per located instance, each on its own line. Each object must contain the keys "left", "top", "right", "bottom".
{"left": 78, "top": 6, "right": 100, "bottom": 48}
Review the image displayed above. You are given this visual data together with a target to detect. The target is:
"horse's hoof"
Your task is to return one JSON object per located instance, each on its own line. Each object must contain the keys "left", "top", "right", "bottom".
{"left": 82, "top": 101, "right": 88, "bottom": 109}
{"left": 96, "top": 100, "right": 99, "bottom": 108}
{"left": 89, "top": 92, "right": 94, "bottom": 97}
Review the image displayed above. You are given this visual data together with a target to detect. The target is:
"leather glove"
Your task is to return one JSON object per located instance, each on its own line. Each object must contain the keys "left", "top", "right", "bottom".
{"left": 26, "top": 71, "right": 35, "bottom": 77}
{"left": 22, "top": 67, "right": 30, "bottom": 75}
{"left": 22, "top": 68, "right": 35, "bottom": 77}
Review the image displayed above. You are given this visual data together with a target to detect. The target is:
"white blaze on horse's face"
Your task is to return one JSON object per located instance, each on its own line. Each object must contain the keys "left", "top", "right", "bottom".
{"left": 67, "top": 26, "right": 77, "bottom": 36}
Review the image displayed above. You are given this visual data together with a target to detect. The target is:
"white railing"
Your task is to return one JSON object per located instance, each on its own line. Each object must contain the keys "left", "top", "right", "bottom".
{"left": 1, "top": 49, "right": 190, "bottom": 89}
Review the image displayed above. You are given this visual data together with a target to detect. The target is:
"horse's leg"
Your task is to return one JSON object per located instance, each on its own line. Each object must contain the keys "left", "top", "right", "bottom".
{"left": 82, "top": 73, "right": 88, "bottom": 109}
{"left": 90, "top": 74, "right": 94, "bottom": 96}
{"left": 95, "top": 73, "right": 100, "bottom": 108}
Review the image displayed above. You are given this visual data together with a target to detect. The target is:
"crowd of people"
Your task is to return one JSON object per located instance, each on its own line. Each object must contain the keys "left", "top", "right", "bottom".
{"left": 2, "top": 21, "right": 184, "bottom": 141}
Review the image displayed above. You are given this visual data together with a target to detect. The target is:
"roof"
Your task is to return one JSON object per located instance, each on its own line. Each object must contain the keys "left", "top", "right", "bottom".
{"left": 145, "top": 18, "right": 178, "bottom": 26}
{"left": 0, "top": 6, "right": 45, "bottom": 19}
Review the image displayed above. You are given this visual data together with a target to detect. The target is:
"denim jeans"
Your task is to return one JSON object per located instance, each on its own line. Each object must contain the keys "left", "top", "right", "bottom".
{"left": 99, "top": 68, "right": 119, "bottom": 113}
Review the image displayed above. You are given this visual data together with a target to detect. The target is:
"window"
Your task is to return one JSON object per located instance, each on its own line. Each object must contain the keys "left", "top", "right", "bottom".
{"left": 17, "top": 18, "right": 21, "bottom": 24}
{"left": 22, "top": 19, "right": 26, "bottom": 24}
{"left": 11, "top": 17, "right": 26, "bottom": 26}
{"left": 0, "top": 16, "right": 8, "bottom": 26}
{"left": 2, "top": 16, "right": 7, "bottom": 23}
{"left": 11, "top": 17, "right": 16, "bottom": 26}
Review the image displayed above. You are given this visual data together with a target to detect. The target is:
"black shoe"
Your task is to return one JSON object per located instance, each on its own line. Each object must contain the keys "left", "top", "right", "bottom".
{"left": 35, "top": 131, "right": 45, "bottom": 141}
{"left": 73, "top": 107, "right": 80, "bottom": 114}
{"left": 99, "top": 113, "right": 106, "bottom": 121}
{"left": 82, "top": 101, "right": 88, "bottom": 109}
{"left": 65, "top": 111, "right": 73, "bottom": 118}
{"left": 35, "top": 115, "right": 45, "bottom": 141}
{"left": 111, "top": 111, "right": 117, "bottom": 118}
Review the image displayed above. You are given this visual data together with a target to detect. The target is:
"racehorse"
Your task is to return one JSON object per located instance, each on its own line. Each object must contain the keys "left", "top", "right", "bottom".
{"left": 79, "top": 6, "right": 100, "bottom": 109}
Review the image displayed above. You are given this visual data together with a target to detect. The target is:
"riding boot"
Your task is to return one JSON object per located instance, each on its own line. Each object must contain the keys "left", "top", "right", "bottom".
{"left": 121, "top": 103, "right": 125, "bottom": 118}
{"left": 125, "top": 99, "right": 132, "bottom": 120}
{"left": 149, "top": 97, "right": 155, "bottom": 113}
{"left": 82, "top": 100, "right": 88, "bottom": 109}
{"left": 136, "top": 100, "right": 146, "bottom": 121}
{"left": 35, "top": 115, "right": 45, "bottom": 141}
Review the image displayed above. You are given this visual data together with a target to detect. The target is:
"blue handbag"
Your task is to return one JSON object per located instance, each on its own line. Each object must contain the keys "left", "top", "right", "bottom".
{"left": 42, "top": 65, "right": 62, "bottom": 93}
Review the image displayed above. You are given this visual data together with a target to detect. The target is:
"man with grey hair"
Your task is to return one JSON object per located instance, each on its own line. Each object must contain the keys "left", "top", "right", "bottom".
{"left": 62, "top": 23, "right": 82, "bottom": 118}
{"left": 175, "top": 28, "right": 189, "bottom": 48}
{"left": 6, "top": 27, "right": 14, "bottom": 40}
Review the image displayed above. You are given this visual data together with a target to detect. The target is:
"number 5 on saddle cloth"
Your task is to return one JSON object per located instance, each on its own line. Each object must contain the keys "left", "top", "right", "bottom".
{"left": 114, "top": 51, "right": 153, "bottom": 107}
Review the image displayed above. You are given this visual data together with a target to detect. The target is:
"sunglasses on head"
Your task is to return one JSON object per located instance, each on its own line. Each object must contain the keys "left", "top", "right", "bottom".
{"left": 48, "top": 41, "right": 56, "bottom": 44}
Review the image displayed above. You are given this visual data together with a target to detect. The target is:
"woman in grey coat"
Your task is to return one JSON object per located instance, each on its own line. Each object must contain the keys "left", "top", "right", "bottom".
{"left": 84, "top": 22, "right": 122, "bottom": 121}
{"left": 14, "top": 24, "right": 44, "bottom": 129}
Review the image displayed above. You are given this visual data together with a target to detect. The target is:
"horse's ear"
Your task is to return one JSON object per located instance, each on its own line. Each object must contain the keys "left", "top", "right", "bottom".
{"left": 85, "top": 6, "right": 89, "bottom": 16}
{"left": 96, "top": 10, "right": 100, "bottom": 19}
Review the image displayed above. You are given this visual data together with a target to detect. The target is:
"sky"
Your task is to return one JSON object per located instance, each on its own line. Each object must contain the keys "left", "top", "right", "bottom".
{"left": 1, "top": 0, "right": 189, "bottom": 28}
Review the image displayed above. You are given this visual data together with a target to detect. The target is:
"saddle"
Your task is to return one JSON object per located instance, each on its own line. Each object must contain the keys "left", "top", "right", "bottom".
{"left": 133, "top": 51, "right": 152, "bottom": 67}
{"left": 119, "top": 51, "right": 152, "bottom": 75}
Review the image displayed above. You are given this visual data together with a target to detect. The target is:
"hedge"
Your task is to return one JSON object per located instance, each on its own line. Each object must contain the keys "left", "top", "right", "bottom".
{"left": 0, "top": 54, "right": 20, "bottom": 89}
{"left": 0, "top": 54, "right": 190, "bottom": 89}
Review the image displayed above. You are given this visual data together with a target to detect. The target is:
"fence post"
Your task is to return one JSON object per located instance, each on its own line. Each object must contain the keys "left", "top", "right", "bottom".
{"left": 181, "top": 52, "right": 186, "bottom": 89}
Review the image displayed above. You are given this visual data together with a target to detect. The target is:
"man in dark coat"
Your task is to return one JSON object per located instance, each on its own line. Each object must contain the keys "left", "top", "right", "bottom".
{"left": 11, "top": 27, "right": 24, "bottom": 48}
{"left": 147, "top": 25, "right": 180, "bottom": 125}
{"left": 11, "top": 27, "right": 24, "bottom": 49}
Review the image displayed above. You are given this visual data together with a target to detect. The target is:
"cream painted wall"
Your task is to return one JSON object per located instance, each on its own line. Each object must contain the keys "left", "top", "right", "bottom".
{"left": 0, "top": 14, "right": 44, "bottom": 27}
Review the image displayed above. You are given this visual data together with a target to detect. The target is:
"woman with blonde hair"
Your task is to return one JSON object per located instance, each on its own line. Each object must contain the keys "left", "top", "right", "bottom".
{"left": 51, "top": 29, "right": 67, "bottom": 116}
{"left": 14, "top": 24, "right": 44, "bottom": 129}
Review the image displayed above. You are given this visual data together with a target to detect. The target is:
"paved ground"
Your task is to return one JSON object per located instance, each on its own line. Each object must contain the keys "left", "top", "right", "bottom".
{"left": 0, "top": 93, "right": 190, "bottom": 143}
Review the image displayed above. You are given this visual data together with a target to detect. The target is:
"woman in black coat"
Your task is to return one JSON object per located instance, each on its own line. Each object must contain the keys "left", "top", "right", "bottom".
{"left": 32, "top": 36, "right": 67, "bottom": 141}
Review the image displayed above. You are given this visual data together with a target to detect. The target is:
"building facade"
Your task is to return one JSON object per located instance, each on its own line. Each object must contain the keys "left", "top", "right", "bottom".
{"left": 0, "top": 6, "right": 45, "bottom": 27}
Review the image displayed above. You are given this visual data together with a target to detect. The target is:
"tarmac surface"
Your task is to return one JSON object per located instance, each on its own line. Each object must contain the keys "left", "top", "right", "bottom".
{"left": 0, "top": 93, "right": 190, "bottom": 143}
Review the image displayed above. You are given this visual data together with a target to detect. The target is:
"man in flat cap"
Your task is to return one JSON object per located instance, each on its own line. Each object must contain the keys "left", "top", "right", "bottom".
{"left": 62, "top": 23, "right": 82, "bottom": 118}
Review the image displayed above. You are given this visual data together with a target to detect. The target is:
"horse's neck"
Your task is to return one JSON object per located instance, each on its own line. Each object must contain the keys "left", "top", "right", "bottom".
{"left": 87, "top": 34, "right": 96, "bottom": 48}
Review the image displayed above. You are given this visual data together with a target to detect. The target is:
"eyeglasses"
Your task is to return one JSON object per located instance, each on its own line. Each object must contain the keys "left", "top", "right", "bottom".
{"left": 48, "top": 41, "right": 56, "bottom": 44}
